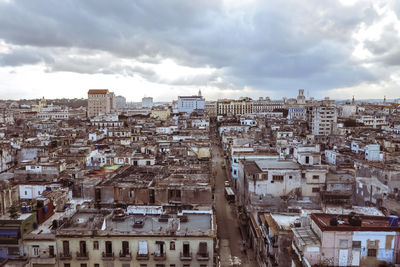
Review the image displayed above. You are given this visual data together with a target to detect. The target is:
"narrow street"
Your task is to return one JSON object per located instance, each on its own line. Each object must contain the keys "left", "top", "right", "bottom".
{"left": 211, "top": 125, "right": 257, "bottom": 267}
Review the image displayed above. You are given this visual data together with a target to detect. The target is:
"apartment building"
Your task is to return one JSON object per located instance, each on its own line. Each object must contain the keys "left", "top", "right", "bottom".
{"left": 311, "top": 103, "right": 337, "bottom": 135}
{"left": 87, "top": 89, "right": 116, "bottom": 118}
{"left": 56, "top": 208, "right": 215, "bottom": 267}
{"left": 292, "top": 213, "right": 400, "bottom": 266}
{"left": 217, "top": 98, "right": 252, "bottom": 116}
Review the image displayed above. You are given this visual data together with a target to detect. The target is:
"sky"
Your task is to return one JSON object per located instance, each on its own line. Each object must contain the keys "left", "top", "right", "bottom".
{"left": 0, "top": 0, "right": 400, "bottom": 102}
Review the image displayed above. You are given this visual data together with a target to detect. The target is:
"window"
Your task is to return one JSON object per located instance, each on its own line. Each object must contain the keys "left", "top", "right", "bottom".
{"left": 32, "top": 246, "right": 39, "bottom": 256}
{"left": 79, "top": 241, "right": 87, "bottom": 256}
{"left": 233, "top": 170, "right": 237, "bottom": 175}
{"left": 183, "top": 242, "right": 190, "bottom": 257}
{"left": 198, "top": 242, "right": 208, "bottom": 257}
{"left": 305, "top": 156, "right": 310, "bottom": 164}
{"left": 80, "top": 264, "right": 87, "bottom": 267}
{"left": 49, "top": 245, "right": 54, "bottom": 257}
{"left": 367, "top": 249, "right": 377, "bottom": 257}
{"left": 302, "top": 173, "right": 305, "bottom": 179}
{"left": 312, "top": 175, "right": 319, "bottom": 180}
{"left": 183, "top": 265, "right": 190, "bottom": 267}
{"left": 93, "top": 241, "right": 99, "bottom": 250}
{"left": 25, "top": 191, "right": 27, "bottom": 195}
{"left": 272, "top": 175, "right": 284, "bottom": 182}
{"left": 140, "top": 265, "right": 147, "bottom": 267}
{"left": 352, "top": 241, "right": 361, "bottom": 248}
{"left": 170, "top": 241, "right": 175, "bottom": 250}
{"left": 122, "top": 264, "right": 130, "bottom": 267}
{"left": 312, "top": 187, "right": 320, "bottom": 193}
{"left": 122, "top": 241, "right": 129, "bottom": 255}
{"left": 105, "top": 241, "right": 112, "bottom": 254}
{"left": 62, "top": 240, "right": 70, "bottom": 256}
{"left": 289, "top": 175, "right": 292, "bottom": 179}
{"left": 339, "top": 239, "right": 348, "bottom": 248}
{"left": 64, "top": 264, "right": 70, "bottom": 267}
{"left": 94, "top": 265, "right": 100, "bottom": 267}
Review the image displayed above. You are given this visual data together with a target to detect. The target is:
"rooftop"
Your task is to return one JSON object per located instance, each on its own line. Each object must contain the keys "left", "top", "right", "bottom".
{"left": 311, "top": 213, "right": 400, "bottom": 232}
{"left": 57, "top": 208, "right": 215, "bottom": 237}
{"left": 255, "top": 159, "right": 299, "bottom": 170}
{"left": 88, "top": 89, "right": 109, "bottom": 94}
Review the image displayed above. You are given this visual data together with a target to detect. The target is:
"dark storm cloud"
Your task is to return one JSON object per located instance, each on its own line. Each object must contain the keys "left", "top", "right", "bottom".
{"left": 0, "top": 0, "right": 386, "bottom": 96}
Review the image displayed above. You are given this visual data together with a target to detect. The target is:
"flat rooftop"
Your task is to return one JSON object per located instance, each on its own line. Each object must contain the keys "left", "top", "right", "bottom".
{"left": 255, "top": 159, "right": 299, "bottom": 170}
{"left": 57, "top": 209, "right": 215, "bottom": 237}
{"left": 311, "top": 213, "right": 400, "bottom": 232}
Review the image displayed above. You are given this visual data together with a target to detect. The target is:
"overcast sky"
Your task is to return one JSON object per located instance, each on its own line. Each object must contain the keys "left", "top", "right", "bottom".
{"left": 0, "top": 0, "right": 399, "bottom": 101}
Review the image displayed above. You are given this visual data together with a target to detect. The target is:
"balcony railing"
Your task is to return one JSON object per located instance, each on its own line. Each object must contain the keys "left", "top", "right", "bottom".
{"left": 153, "top": 252, "right": 166, "bottom": 261}
{"left": 180, "top": 252, "right": 193, "bottom": 261}
{"left": 59, "top": 252, "right": 72, "bottom": 260}
{"left": 31, "top": 255, "right": 56, "bottom": 265}
{"left": 196, "top": 252, "right": 209, "bottom": 261}
{"left": 102, "top": 252, "right": 114, "bottom": 260}
{"left": 76, "top": 251, "right": 89, "bottom": 260}
{"left": 136, "top": 252, "right": 149, "bottom": 260}
{"left": 119, "top": 251, "right": 132, "bottom": 261}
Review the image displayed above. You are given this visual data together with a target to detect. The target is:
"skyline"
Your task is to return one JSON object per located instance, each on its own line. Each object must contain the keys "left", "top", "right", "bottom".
{"left": 1, "top": 1, "right": 400, "bottom": 101}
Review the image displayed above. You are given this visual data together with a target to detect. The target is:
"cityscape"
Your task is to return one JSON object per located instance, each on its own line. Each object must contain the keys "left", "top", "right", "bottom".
{"left": 0, "top": 90, "right": 399, "bottom": 267}
{"left": 2, "top": 1, "right": 400, "bottom": 267}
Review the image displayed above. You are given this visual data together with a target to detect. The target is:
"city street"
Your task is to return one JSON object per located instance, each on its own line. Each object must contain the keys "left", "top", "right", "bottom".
{"left": 211, "top": 126, "right": 257, "bottom": 267}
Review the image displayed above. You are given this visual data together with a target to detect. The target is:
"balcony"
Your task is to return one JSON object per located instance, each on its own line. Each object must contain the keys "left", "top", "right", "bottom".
{"left": 102, "top": 252, "right": 114, "bottom": 260}
{"left": 59, "top": 252, "right": 72, "bottom": 260}
{"left": 196, "top": 252, "right": 209, "bottom": 261}
{"left": 136, "top": 252, "right": 149, "bottom": 260}
{"left": 180, "top": 252, "right": 193, "bottom": 261}
{"left": 76, "top": 251, "right": 89, "bottom": 260}
{"left": 119, "top": 251, "right": 132, "bottom": 261}
{"left": 31, "top": 255, "right": 56, "bottom": 265}
{"left": 153, "top": 252, "right": 166, "bottom": 261}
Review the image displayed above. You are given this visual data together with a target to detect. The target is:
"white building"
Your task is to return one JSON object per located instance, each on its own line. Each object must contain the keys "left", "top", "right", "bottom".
{"left": 177, "top": 94, "right": 205, "bottom": 114}
{"left": 365, "top": 144, "right": 383, "bottom": 161}
{"left": 311, "top": 103, "right": 337, "bottom": 135}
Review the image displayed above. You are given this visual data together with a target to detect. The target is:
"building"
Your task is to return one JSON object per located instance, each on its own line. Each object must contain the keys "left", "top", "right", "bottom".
{"left": 217, "top": 98, "right": 253, "bottom": 116}
{"left": 142, "top": 97, "right": 153, "bottom": 108}
{"left": 292, "top": 213, "right": 400, "bottom": 266}
{"left": 252, "top": 97, "right": 284, "bottom": 113}
{"left": 177, "top": 91, "right": 205, "bottom": 114}
{"left": 311, "top": 101, "right": 337, "bottom": 135}
{"left": 87, "top": 89, "right": 116, "bottom": 118}
{"left": 55, "top": 208, "right": 215, "bottom": 267}
{"left": 205, "top": 101, "right": 217, "bottom": 117}
{"left": 115, "top": 95, "right": 127, "bottom": 109}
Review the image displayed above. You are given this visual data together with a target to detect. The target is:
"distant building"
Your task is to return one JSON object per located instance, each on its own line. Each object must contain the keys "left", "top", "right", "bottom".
{"left": 205, "top": 101, "right": 217, "bottom": 117}
{"left": 87, "top": 89, "right": 115, "bottom": 118}
{"left": 177, "top": 90, "right": 205, "bottom": 114}
{"left": 142, "top": 97, "right": 153, "bottom": 108}
{"left": 311, "top": 99, "right": 337, "bottom": 135}
{"left": 115, "top": 95, "right": 126, "bottom": 109}
{"left": 217, "top": 97, "right": 252, "bottom": 116}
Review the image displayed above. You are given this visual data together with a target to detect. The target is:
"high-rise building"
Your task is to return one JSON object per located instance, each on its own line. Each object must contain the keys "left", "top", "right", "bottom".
{"left": 87, "top": 89, "right": 115, "bottom": 118}
{"left": 142, "top": 97, "right": 153, "bottom": 108}
{"left": 311, "top": 99, "right": 337, "bottom": 135}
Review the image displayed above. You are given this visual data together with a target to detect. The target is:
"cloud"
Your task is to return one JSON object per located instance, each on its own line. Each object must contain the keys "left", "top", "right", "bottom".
{"left": 0, "top": 0, "right": 397, "bottom": 99}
